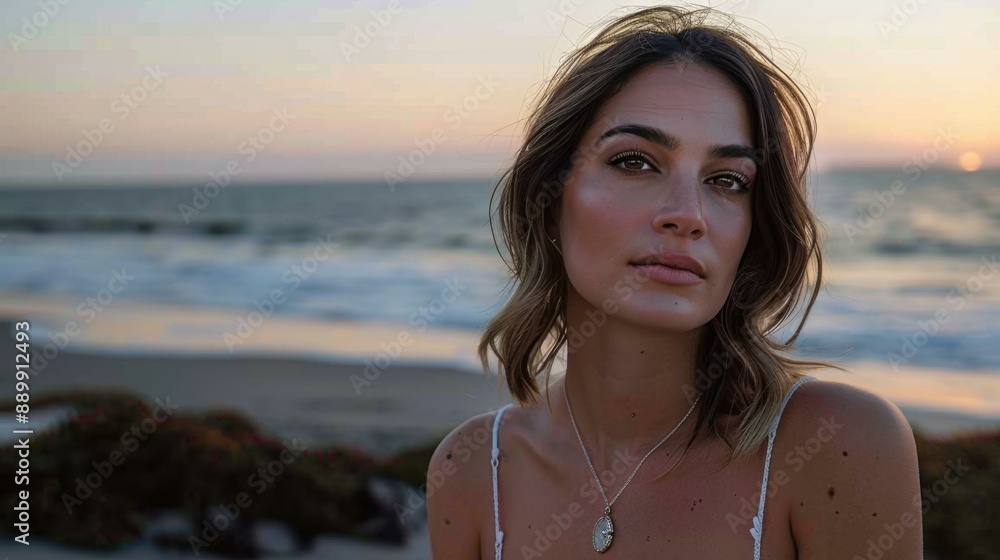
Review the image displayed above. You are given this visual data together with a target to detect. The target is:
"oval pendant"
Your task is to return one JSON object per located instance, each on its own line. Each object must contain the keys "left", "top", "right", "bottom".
{"left": 593, "top": 514, "right": 614, "bottom": 553}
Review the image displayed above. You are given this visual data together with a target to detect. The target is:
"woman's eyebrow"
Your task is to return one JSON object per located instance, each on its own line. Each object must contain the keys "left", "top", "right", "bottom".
{"left": 594, "top": 123, "right": 760, "bottom": 166}
{"left": 707, "top": 143, "right": 761, "bottom": 167}
{"left": 595, "top": 124, "right": 680, "bottom": 150}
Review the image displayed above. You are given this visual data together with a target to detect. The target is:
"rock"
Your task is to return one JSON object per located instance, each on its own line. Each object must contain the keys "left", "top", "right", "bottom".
{"left": 352, "top": 475, "right": 424, "bottom": 545}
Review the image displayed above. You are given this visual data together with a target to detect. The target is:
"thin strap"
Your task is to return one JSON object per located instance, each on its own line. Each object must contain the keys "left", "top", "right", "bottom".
{"left": 491, "top": 403, "right": 515, "bottom": 560}
{"left": 751, "top": 375, "right": 816, "bottom": 560}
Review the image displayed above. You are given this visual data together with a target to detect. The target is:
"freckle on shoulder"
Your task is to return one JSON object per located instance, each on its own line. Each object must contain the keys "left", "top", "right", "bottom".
{"left": 784, "top": 378, "right": 914, "bottom": 457}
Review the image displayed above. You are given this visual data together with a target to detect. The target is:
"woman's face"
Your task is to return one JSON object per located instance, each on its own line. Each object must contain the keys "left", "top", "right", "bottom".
{"left": 553, "top": 62, "right": 757, "bottom": 332}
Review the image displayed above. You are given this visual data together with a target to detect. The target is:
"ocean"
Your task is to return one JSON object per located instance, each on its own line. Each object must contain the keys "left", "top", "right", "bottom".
{"left": 0, "top": 168, "right": 997, "bottom": 373}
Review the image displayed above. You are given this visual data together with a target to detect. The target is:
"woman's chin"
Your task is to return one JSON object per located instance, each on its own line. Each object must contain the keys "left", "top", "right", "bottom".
{"left": 615, "top": 301, "right": 718, "bottom": 332}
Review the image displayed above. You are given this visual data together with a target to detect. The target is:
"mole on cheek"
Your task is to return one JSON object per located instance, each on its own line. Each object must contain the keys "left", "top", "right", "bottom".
{"left": 828, "top": 487, "right": 836, "bottom": 499}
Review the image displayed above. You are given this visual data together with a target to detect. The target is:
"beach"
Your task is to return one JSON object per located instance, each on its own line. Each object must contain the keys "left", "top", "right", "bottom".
{"left": 1, "top": 293, "right": 999, "bottom": 559}
{"left": 2, "top": 291, "right": 997, "bottom": 439}
{"left": 1, "top": 171, "right": 999, "bottom": 558}
{"left": 0, "top": 292, "right": 515, "bottom": 559}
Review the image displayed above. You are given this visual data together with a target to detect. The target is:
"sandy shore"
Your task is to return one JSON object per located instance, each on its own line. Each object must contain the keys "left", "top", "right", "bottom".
{"left": 0, "top": 293, "right": 998, "bottom": 558}
{"left": 0, "top": 331, "right": 512, "bottom": 458}
{"left": 2, "top": 291, "right": 998, "bottom": 438}
{"left": 3, "top": 330, "right": 997, "bottom": 447}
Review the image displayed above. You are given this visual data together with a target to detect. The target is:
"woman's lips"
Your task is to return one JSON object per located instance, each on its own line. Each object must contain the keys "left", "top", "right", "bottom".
{"left": 629, "top": 263, "right": 703, "bottom": 286}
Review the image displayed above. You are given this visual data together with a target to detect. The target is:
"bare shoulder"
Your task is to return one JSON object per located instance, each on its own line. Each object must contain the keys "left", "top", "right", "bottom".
{"left": 776, "top": 377, "right": 923, "bottom": 559}
{"left": 777, "top": 377, "right": 920, "bottom": 482}
{"left": 781, "top": 377, "right": 916, "bottom": 447}
{"left": 427, "top": 406, "right": 515, "bottom": 560}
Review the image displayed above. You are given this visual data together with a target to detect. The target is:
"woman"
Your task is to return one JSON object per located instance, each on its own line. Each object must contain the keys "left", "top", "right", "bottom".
{"left": 428, "top": 5, "right": 922, "bottom": 559}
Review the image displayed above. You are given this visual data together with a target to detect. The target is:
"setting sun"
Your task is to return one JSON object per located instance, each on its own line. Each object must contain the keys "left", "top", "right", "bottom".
{"left": 959, "top": 151, "right": 983, "bottom": 171}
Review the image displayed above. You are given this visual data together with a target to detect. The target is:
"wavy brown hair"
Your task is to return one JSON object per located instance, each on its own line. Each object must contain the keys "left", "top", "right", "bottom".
{"left": 477, "top": 4, "right": 844, "bottom": 464}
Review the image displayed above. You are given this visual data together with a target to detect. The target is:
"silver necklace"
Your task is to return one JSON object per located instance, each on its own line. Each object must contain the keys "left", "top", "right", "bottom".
{"left": 563, "top": 383, "right": 702, "bottom": 553}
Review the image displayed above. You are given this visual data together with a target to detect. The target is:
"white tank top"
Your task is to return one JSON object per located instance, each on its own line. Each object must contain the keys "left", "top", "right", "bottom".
{"left": 490, "top": 375, "right": 816, "bottom": 560}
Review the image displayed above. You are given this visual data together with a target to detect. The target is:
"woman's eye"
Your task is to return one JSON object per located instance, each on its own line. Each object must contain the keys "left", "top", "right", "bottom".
{"left": 607, "top": 150, "right": 654, "bottom": 174}
{"left": 706, "top": 172, "right": 751, "bottom": 191}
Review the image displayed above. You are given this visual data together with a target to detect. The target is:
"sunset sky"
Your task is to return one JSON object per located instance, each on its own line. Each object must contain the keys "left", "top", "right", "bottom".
{"left": 1, "top": 0, "right": 996, "bottom": 184}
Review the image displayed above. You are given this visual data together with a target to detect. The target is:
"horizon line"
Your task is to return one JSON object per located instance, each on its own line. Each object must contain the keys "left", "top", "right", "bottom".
{"left": 0, "top": 164, "right": 995, "bottom": 190}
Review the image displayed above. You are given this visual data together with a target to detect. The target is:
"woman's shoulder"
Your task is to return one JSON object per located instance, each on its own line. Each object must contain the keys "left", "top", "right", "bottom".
{"left": 428, "top": 407, "right": 508, "bottom": 486}
{"left": 774, "top": 376, "right": 923, "bottom": 555}
{"left": 438, "top": 405, "right": 516, "bottom": 451}
{"left": 779, "top": 377, "right": 914, "bottom": 444}
{"left": 427, "top": 406, "right": 519, "bottom": 557}
{"left": 427, "top": 405, "right": 532, "bottom": 507}
{"left": 773, "top": 377, "right": 917, "bottom": 465}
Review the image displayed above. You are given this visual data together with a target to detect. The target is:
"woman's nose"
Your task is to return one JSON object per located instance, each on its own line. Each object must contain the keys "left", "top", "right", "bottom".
{"left": 651, "top": 177, "right": 706, "bottom": 239}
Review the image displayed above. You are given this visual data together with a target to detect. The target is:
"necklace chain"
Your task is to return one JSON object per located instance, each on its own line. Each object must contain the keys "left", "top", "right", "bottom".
{"left": 563, "top": 382, "right": 702, "bottom": 511}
